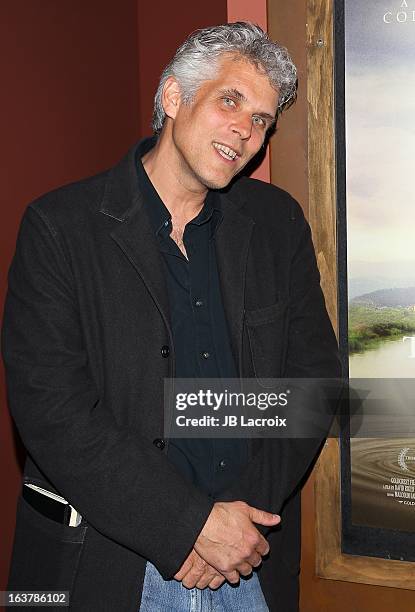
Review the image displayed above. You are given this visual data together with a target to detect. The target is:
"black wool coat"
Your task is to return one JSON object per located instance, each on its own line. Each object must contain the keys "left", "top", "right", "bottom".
{"left": 2, "top": 138, "right": 341, "bottom": 611}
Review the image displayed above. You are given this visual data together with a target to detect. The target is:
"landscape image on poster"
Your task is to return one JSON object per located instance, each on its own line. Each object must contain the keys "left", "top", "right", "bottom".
{"left": 345, "top": 0, "right": 415, "bottom": 531}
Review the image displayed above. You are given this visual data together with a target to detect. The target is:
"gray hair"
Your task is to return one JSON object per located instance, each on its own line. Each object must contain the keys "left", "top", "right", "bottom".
{"left": 152, "top": 21, "right": 297, "bottom": 135}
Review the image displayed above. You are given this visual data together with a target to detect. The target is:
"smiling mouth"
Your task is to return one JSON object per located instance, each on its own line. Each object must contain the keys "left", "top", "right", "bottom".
{"left": 213, "top": 142, "right": 240, "bottom": 161}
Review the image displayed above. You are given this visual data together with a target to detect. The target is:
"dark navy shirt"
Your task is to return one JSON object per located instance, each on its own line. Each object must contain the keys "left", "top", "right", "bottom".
{"left": 136, "top": 145, "right": 248, "bottom": 499}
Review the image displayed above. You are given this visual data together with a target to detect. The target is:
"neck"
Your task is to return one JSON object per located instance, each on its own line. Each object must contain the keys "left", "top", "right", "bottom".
{"left": 141, "top": 129, "right": 208, "bottom": 224}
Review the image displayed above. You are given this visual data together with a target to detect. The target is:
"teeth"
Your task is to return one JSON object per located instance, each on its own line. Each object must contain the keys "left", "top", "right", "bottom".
{"left": 213, "top": 142, "right": 238, "bottom": 160}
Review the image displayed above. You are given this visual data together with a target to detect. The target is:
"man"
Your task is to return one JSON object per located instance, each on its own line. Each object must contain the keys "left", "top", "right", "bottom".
{"left": 2, "top": 22, "right": 341, "bottom": 611}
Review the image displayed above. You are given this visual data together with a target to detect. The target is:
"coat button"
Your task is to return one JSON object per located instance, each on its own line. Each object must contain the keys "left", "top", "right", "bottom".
{"left": 153, "top": 438, "right": 165, "bottom": 450}
{"left": 161, "top": 345, "right": 170, "bottom": 358}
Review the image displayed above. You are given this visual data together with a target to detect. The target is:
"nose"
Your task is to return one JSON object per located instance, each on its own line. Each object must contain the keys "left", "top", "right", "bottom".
{"left": 231, "top": 113, "right": 252, "bottom": 140}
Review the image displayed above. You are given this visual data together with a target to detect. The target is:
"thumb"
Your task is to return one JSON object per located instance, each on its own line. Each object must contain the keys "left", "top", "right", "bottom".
{"left": 247, "top": 505, "right": 281, "bottom": 526}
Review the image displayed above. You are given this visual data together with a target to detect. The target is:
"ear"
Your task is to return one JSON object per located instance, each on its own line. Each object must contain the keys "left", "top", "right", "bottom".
{"left": 162, "top": 76, "right": 182, "bottom": 121}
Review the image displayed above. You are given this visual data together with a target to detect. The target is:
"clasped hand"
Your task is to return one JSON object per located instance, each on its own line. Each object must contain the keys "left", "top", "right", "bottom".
{"left": 174, "top": 500, "right": 280, "bottom": 590}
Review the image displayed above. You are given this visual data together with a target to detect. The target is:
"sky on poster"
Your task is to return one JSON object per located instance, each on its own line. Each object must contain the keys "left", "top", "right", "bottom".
{"left": 345, "top": 0, "right": 415, "bottom": 289}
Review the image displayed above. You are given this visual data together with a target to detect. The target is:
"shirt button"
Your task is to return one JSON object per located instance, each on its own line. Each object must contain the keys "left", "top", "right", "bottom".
{"left": 201, "top": 351, "right": 210, "bottom": 359}
{"left": 219, "top": 459, "right": 226, "bottom": 469}
{"left": 161, "top": 345, "right": 170, "bottom": 358}
{"left": 194, "top": 299, "right": 204, "bottom": 307}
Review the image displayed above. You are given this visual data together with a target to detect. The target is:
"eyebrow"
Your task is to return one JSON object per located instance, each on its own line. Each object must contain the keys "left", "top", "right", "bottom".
{"left": 218, "top": 88, "right": 276, "bottom": 124}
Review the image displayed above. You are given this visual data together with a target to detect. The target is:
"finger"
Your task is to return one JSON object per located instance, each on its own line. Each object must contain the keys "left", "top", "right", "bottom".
{"left": 255, "top": 534, "right": 270, "bottom": 557}
{"left": 236, "top": 561, "right": 253, "bottom": 577}
{"left": 223, "top": 569, "right": 240, "bottom": 585}
{"left": 182, "top": 568, "right": 201, "bottom": 589}
{"left": 174, "top": 556, "right": 193, "bottom": 581}
{"left": 208, "top": 575, "right": 226, "bottom": 590}
{"left": 195, "top": 569, "right": 218, "bottom": 590}
{"left": 247, "top": 552, "right": 263, "bottom": 568}
{"left": 247, "top": 505, "right": 281, "bottom": 527}
{"left": 195, "top": 577, "right": 212, "bottom": 590}
{"left": 181, "top": 557, "right": 207, "bottom": 589}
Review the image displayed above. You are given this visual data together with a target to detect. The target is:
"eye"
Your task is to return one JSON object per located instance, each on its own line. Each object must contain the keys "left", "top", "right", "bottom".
{"left": 252, "top": 116, "right": 266, "bottom": 128}
{"left": 222, "top": 96, "right": 236, "bottom": 107}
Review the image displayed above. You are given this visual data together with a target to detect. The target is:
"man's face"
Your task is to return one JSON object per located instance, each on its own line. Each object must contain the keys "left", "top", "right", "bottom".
{"left": 167, "top": 54, "right": 279, "bottom": 190}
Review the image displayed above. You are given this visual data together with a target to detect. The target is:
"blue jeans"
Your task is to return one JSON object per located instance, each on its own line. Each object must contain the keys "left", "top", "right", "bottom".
{"left": 139, "top": 561, "right": 269, "bottom": 611}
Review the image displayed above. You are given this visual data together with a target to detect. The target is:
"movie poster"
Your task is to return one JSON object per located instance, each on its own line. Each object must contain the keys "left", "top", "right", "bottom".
{"left": 345, "top": 0, "right": 415, "bottom": 531}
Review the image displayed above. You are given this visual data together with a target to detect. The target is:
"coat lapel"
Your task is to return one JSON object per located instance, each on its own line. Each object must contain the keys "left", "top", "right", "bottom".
{"left": 98, "top": 141, "right": 171, "bottom": 331}
{"left": 215, "top": 192, "right": 255, "bottom": 374}
{"left": 109, "top": 212, "right": 171, "bottom": 331}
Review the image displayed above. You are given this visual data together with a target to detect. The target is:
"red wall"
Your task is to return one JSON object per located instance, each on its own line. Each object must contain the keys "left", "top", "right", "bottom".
{"left": 0, "top": 0, "right": 140, "bottom": 591}
{"left": 0, "top": 0, "right": 226, "bottom": 592}
{"left": 227, "top": 0, "right": 270, "bottom": 181}
{"left": 137, "top": 1, "right": 227, "bottom": 137}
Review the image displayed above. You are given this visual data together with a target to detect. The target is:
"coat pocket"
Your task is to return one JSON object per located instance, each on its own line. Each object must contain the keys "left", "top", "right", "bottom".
{"left": 7, "top": 493, "right": 87, "bottom": 592}
{"left": 245, "top": 300, "right": 289, "bottom": 385}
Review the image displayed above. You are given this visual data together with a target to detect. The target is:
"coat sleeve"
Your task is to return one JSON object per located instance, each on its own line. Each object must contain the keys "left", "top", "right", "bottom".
{"left": 217, "top": 198, "right": 343, "bottom": 519}
{"left": 1, "top": 205, "right": 214, "bottom": 578}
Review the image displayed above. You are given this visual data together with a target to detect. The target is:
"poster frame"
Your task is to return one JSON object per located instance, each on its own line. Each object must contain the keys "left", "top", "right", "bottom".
{"left": 309, "top": 0, "right": 415, "bottom": 588}
{"left": 337, "top": 0, "right": 415, "bottom": 563}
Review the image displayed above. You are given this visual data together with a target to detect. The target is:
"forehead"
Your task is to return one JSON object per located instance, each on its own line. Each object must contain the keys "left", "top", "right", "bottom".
{"left": 200, "top": 53, "right": 278, "bottom": 110}
{"left": 215, "top": 53, "right": 266, "bottom": 78}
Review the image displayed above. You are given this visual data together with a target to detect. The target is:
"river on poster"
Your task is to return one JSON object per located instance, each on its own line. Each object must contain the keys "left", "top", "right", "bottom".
{"left": 345, "top": 0, "right": 415, "bottom": 531}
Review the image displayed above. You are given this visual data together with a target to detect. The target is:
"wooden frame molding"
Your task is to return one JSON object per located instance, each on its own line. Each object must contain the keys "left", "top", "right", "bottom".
{"left": 308, "top": 0, "right": 415, "bottom": 589}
